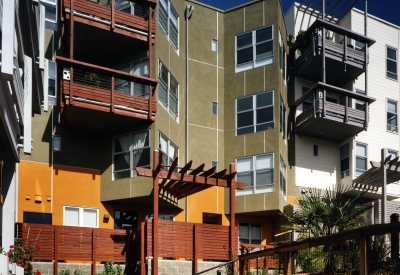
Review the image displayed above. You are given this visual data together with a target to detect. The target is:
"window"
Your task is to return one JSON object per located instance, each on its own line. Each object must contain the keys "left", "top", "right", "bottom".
{"left": 212, "top": 161, "right": 218, "bottom": 171}
{"left": 302, "top": 86, "right": 313, "bottom": 111}
{"left": 239, "top": 223, "right": 262, "bottom": 247}
{"left": 236, "top": 153, "right": 274, "bottom": 195}
{"left": 23, "top": 212, "right": 52, "bottom": 224}
{"left": 236, "top": 91, "right": 274, "bottom": 136}
{"left": 388, "top": 149, "right": 398, "bottom": 161}
{"left": 340, "top": 143, "right": 349, "bottom": 179}
{"left": 356, "top": 143, "right": 367, "bottom": 176}
{"left": 280, "top": 96, "right": 286, "bottom": 139}
{"left": 355, "top": 40, "right": 365, "bottom": 50}
{"left": 159, "top": 0, "right": 179, "bottom": 50}
{"left": 47, "top": 59, "right": 56, "bottom": 97}
{"left": 159, "top": 132, "right": 178, "bottom": 168}
{"left": 313, "top": 144, "right": 318, "bottom": 156}
{"left": 63, "top": 206, "right": 98, "bottom": 227}
{"left": 39, "top": 0, "right": 58, "bottom": 30}
{"left": 387, "top": 46, "right": 397, "bottom": 80}
{"left": 113, "top": 130, "right": 150, "bottom": 180}
{"left": 212, "top": 38, "right": 218, "bottom": 52}
{"left": 159, "top": 61, "right": 178, "bottom": 118}
{"left": 355, "top": 89, "right": 365, "bottom": 110}
{"left": 279, "top": 32, "right": 286, "bottom": 81}
{"left": 387, "top": 99, "right": 398, "bottom": 133}
{"left": 280, "top": 156, "right": 286, "bottom": 196}
{"left": 145, "top": 213, "right": 174, "bottom": 220}
{"left": 236, "top": 25, "right": 273, "bottom": 72}
{"left": 114, "top": 210, "right": 138, "bottom": 230}
{"left": 212, "top": 102, "right": 218, "bottom": 115}
{"left": 114, "top": 58, "right": 150, "bottom": 98}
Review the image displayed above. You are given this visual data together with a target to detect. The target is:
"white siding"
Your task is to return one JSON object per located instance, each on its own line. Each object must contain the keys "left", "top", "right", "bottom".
{"left": 351, "top": 10, "right": 400, "bottom": 197}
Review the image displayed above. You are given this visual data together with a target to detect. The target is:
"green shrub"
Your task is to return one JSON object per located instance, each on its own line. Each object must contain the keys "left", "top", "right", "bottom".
{"left": 97, "top": 261, "right": 122, "bottom": 275}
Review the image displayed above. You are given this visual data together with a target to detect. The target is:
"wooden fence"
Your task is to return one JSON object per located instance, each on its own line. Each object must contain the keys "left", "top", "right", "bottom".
{"left": 145, "top": 219, "right": 237, "bottom": 261}
{"left": 16, "top": 220, "right": 237, "bottom": 275}
{"left": 16, "top": 223, "right": 135, "bottom": 275}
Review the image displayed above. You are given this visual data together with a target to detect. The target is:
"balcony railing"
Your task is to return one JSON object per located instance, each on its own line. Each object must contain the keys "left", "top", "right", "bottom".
{"left": 292, "top": 82, "right": 376, "bottom": 142}
{"left": 61, "top": 0, "right": 156, "bottom": 41}
{"left": 57, "top": 56, "right": 157, "bottom": 121}
{"left": 293, "top": 19, "right": 375, "bottom": 86}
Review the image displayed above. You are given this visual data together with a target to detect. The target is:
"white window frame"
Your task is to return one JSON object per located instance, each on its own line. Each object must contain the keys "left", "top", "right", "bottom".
{"left": 159, "top": 0, "right": 179, "bottom": 52}
{"left": 212, "top": 38, "right": 218, "bottom": 52}
{"left": 158, "top": 60, "right": 179, "bottom": 120}
{"left": 112, "top": 130, "right": 151, "bottom": 180}
{"left": 279, "top": 31, "right": 286, "bottom": 82}
{"left": 386, "top": 46, "right": 398, "bottom": 80}
{"left": 236, "top": 153, "right": 274, "bottom": 196}
{"left": 280, "top": 95, "right": 286, "bottom": 140}
{"left": 280, "top": 156, "right": 286, "bottom": 197}
{"left": 63, "top": 206, "right": 99, "bottom": 228}
{"left": 235, "top": 25, "right": 274, "bottom": 73}
{"left": 355, "top": 142, "right": 368, "bottom": 176}
{"left": 158, "top": 132, "right": 178, "bottom": 168}
{"left": 236, "top": 90, "right": 274, "bottom": 136}
{"left": 387, "top": 99, "right": 398, "bottom": 133}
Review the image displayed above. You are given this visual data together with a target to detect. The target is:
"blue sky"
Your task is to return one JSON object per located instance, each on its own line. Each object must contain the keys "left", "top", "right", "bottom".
{"left": 196, "top": 0, "right": 400, "bottom": 27}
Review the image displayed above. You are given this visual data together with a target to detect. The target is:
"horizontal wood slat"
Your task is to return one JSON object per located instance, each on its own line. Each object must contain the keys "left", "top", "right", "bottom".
{"left": 146, "top": 220, "right": 236, "bottom": 261}
{"left": 17, "top": 223, "right": 134, "bottom": 263}
{"left": 62, "top": 81, "right": 156, "bottom": 119}
{"left": 63, "top": 0, "right": 156, "bottom": 39}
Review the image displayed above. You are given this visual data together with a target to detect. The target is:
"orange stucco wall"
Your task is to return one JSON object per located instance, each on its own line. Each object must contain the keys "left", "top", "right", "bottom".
{"left": 18, "top": 161, "right": 113, "bottom": 228}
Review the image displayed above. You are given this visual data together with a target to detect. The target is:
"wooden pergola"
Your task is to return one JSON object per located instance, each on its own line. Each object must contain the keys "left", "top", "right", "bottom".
{"left": 135, "top": 151, "right": 247, "bottom": 274}
{"left": 352, "top": 149, "right": 400, "bottom": 224}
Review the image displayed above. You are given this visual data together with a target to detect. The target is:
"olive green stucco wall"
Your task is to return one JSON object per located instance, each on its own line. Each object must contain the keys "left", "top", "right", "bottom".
{"left": 221, "top": 0, "right": 290, "bottom": 214}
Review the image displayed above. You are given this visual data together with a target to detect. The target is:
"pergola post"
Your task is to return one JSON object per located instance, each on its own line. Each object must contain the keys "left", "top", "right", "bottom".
{"left": 152, "top": 150, "right": 160, "bottom": 275}
{"left": 381, "top": 148, "right": 387, "bottom": 224}
{"left": 229, "top": 163, "right": 236, "bottom": 271}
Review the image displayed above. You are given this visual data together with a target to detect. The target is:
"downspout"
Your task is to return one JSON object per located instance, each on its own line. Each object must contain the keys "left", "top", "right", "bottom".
{"left": 185, "top": 5, "right": 194, "bottom": 223}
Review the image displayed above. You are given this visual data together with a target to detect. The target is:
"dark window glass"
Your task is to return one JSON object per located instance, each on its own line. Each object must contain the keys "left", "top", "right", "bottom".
{"left": 237, "top": 97, "right": 253, "bottom": 112}
{"left": 23, "top": 212, "right": 52, "bottom": 224}
{"left": 237, "top": 33, "right": 252, "bottom": 48}
{"left": 238, "top": 111, "right": 254, "bottom": 127}
{"left": 114, "top": 210, "right": 138, "bottom": 230}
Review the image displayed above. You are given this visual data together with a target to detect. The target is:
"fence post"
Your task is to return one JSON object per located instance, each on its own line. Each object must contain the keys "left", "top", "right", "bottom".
{"left": 391, "top": 213, "right": 399, "bottom": 261}
{"left": 359, "top": 236, "right": 367, "bottom": 274}
{"left": 92, "top": 229, "right": 96, "bottom": 275}
{"left": 193, "top": 224, "right": 199, "bottom": 274}
{"left": 141, "top": 222, "right": 145, "bottom": 275}
{"left": 54, "top": 227, "right": 59, "bottom": 275}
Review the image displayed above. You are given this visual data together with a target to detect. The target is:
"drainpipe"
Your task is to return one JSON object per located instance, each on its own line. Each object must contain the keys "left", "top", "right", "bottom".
{"left": 185, "top": 5, "right": 194, "bottom": 223}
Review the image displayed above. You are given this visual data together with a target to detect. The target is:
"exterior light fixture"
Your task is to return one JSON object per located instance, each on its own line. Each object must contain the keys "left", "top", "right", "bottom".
{"left": 52, "top": 135, "right": 61, "bottom": 151}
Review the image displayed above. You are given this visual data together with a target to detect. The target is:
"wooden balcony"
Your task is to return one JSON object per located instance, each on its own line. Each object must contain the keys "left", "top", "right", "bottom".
{"left": 57, "top": 56, "right": 157, "bottom": 128}
{"left": 61, "top": 0, "right": 156, "bottom": 42}
{"left": 292, "top": 83, "right": 376, "bottom": 143}
{"left": 293, "top": 19, "right": 375, "bottom": 86}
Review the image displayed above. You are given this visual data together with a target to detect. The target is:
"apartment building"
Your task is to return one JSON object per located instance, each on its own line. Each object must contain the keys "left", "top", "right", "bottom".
{"left": 285, "top": 2, "right": 400, "bottom": 213}
{"left": 0, "top": 0, "right": 44, "bottom": 272}
{"left": 13, "top": 0, "right": 290, "bottom": 258}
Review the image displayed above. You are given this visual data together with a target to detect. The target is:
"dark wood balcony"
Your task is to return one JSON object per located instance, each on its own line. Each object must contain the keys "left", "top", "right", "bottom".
{"left": 293, "top": 19, "right": 375, "bottom": 86}
{"left": 292, "top": 82, "right": 376, "bottom": 143}
{"left": 61, "top": 0, "right": 156, "bottom": 42}
{"left": 57, "top": 56, "right": 157, "bottom": 128}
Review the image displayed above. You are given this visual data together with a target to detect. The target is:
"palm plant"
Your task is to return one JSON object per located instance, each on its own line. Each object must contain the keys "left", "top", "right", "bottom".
{"left": 283, "top": 184, "right": 373, "bottom": 274}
